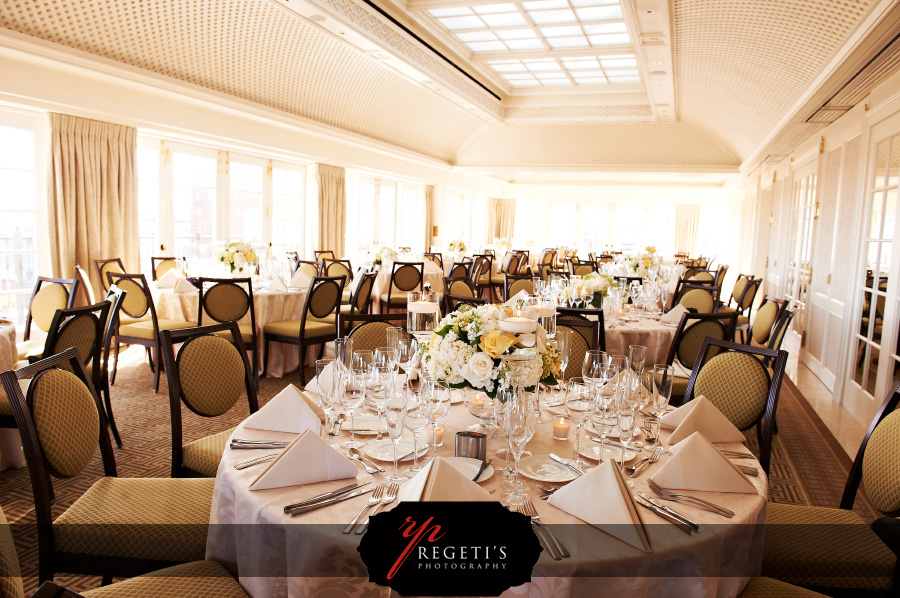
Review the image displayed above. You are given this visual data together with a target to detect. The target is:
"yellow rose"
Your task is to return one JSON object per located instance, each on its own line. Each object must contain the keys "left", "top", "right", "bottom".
{"left": 480, "top": 329, "right": 518, "bottom": 359}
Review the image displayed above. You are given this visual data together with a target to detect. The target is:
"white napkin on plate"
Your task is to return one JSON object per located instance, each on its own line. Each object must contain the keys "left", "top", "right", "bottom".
{"left": 289, "top": 268, "right": 312, "bottom": 290}
{"left": 662, "top": 395, "right": 745, "bottom": 445}
{"left": 549, "top": 459, "right": 651, "bottom": 552}
{"left": 267, "top": 277, "right": 288, "bottom": 292}
{"left": 397, "top": 457, "right": 493, "bottom": 502}
{"left": 157, "top": 268, "right": 181, "bottom": 289}
{"left": 504, "top": 290, "right": 530, "bottom": 307}
{"left": 249, "top": 429, "right": 357, "bottom": 491}
{"left": 244, "top": 383, "right": 323, "bottom": 434}
{"left": 660, "top": 303, "right": 688, "bottom": 325}
{"left": 174, "top": 278, "right": 195, "bottom": 294}
{"left": 651, "top": 432, "right": 756, "bottom": 494}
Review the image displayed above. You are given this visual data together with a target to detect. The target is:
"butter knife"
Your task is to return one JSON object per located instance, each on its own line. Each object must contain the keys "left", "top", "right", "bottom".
{"left": 283, "top": 482, "right": 371, "bottom": 513}
{"left": 290, "top": 488, "right": 374, "bottom": 516}
{"left": 638, "top": 492, "right": 700, "bottom": 532}
{"left": 548, "top": 454, "right": 584, "bottom": 477}
{"left": 234, "top": 454, "right": 277, "bottom": 470}
{"left": 633, "top": 495, "right": 692, "bottom": 534}
{"left": 736, "top": 464, "right": 759, "bottom": 476}
{"left": 472, "top": 459, "right": 492, "bottom": 482}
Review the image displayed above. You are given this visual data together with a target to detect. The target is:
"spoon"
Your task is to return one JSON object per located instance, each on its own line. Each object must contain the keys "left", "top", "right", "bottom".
{"left": 349, "top": 448, "right": 385, "bottom": 474}
{"left": 330, "top": 413, "right": 347, "bottom": 436}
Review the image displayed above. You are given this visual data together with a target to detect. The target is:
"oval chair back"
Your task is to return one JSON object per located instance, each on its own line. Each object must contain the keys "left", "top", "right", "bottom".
{"left": 666, "top": 311, "right": 738, "bottom": 372}
{"left": 325, "top": 260, "right": 353, "bottom": 289}
{"left": 382, "top": 262, "right": 423, "bottom": 309}
{"left": 23, "top": 277, "right": 79, "bottom": 342}
{"left": 337, "top": 313, "right": 408, "bottom": 353}
{"left": 74, "top": 264, "right": 95, "bottom": 305}
{"left": 347, "top": 270, "right": 378, "bottom": 316}
{"left": 504, "top": 275, "right": 534, "bottom": 301}
{"left": 425, "top": 253, "right": 443, "bottom": 270}
{"left": 679, "top": 287, "right": 716, "bottom": 313}
{"left": 447, "top": 261, "right": 469, "bottom": 278}
{"left": 557, "top": 316, "right": 603, "bottom": 381}
{"left": 94, "top": 258, "right": 125, "bottom": 293}
{"left": 198, "top": 278, "right": 257, "bottom": 386}
{"left": 151, "top": 257, "right": 181, "bottom": 281}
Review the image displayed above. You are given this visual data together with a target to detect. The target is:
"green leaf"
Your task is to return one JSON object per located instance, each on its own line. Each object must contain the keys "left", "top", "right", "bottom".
{"left": 540, "top": 374, "right": 558, "bottom": 386}
{"left": 435, "top": 324, "right": 452, "bottom": 337}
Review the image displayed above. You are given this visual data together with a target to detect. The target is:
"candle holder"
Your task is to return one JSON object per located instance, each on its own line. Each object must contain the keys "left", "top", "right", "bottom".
{"left": 499, "top": 306, "right": 538, "bottom": 334}
{"left": 407, "top": 291, "right": 440, "bottom": 342}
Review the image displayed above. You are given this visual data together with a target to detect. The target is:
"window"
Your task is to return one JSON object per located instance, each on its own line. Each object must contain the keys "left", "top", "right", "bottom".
{"left": 349, "top": 174, "right": 427, "bottom": 260}
{"left": 172, "top": 151, "right": 217, "bottom": 262}
{"left": 378, "top": 181, "right": 397, "bottom": 247}
{"left": 444, "top": 190, "right": 487, "bottom": 249}
{"left": 271, "top": 165, "right": 306, "bottom": 258}
{"left": 229, "top": 160, "right": 264, "bottom": 245}
{"left": 397, "top": 184, "right": 426, "bottom": 250}
{"left": 136, "top": 145, "right": 160, "bottom": 274}
{"left": 0, "top": 109, "right": 47, "bottom": 328}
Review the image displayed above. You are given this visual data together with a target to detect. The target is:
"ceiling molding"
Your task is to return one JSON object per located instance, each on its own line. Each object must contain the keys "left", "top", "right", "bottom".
{"left": 503, "top": 103, "right": 652, "bottom": 121}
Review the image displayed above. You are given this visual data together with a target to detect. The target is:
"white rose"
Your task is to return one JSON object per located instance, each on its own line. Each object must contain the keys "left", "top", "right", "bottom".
{"left": 461, "top": 352, "right": 494, "bottom": 388}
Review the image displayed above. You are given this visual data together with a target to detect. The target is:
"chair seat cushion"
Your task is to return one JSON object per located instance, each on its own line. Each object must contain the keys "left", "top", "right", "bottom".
{"left": 182, "top": 427, "right": 236, "bottom": 477}
{"left": 16, "top": 339, "right": 43, "bottom": 361}
{"left": 489, "top": 275, "right": 506, "bottom": 284}
{"left": 738, "top": 577, "right": 830, "bottom": 597}
{"left": 82, "top": 559, "right": 249, "bottom": 598}
{"left": 264, "top": 319, "right": 336, "bottom": 338}
{"left": 212, "top": 324, "right": 254, "bottom": 344}
{"left": 119, "top": 314, "right": 151, "bottom": 325}
{"left": 762, "top": 503, "right": 895, "bottom": 590}
{"left": 379, "top": 292, "right": 410, "bottom": 305}
{"left": 119, "top": 319, "right": 198, "bottom": 340}
{"left": 718, "top": 306, "right": 737, "bottom": 314}
{"left": 54, "top": 477, "right": 215, "bottom": 562}
{"left": 737, "top": 315, "right": 749, "bottom": 327}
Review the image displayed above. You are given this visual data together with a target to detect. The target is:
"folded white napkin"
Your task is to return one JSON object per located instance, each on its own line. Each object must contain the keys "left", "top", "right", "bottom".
{"left": 397, "top": 457, "right": 493, "bottom": 502}
{"left": 504, "top": 290, "right": 530, "bottom": 306}
{"left": 660, "top": 303, "right": 688, "bottom": 324}
{"left": 267, "top": 277, "right": 288, "bottom": 292}
{"left": 249, "top": 429, "right": 357, "bottom": 491}
{"left": 549, "top": 459, "right": 651, "bottom": 552}
{"left": 289, "top": 269, "right": 313, "bottom": 290}
{"left": 424, "top": 260, "right": 442, "bottom": 274}
{"left": 651, "top": 432, "right": 756, "bottom": 494}
{"left": 662, "top": 395, "right": 745, "bottom": 445}
{"left": 244, "top": 383, "right": 323, "bottom": 434}
{"left": 174, "top": 278, "right": 195, "bottom": 294}
{"left": 157, "top": 268, "right": 181, "bottom": 289}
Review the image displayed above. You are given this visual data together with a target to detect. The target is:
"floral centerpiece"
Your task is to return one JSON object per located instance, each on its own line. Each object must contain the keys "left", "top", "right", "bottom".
{"left": 561, "top": 273, "right": 618, "bottom": 308}
{"left": 422, "top": 303, "right": 561, "bottom": 400}
{"left": 629, "top": 246, "right": 660, "bottom": 278}
{"left": 448, "top": 240, "right": 467, "bottom": 252}
{"left": 217, "top": 241, "right": 258, "bottom": 274}
{"left": 372, "top": 246, "right": 399, "bottom": 267}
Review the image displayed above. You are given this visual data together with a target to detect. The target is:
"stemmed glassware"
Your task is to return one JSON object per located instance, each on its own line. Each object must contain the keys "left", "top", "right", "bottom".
{"left": 615, "top": 382, "right": 638, "bottom": 474}
{"left": 582, "top": 350, "right": 607, "bottom": 384}
{"left": 337, "top": 368, "right": 367, "bottom": 449}
{"left": 334, "top": 338, "right": 354, "bottom": 373}
{"left": 385, "top": 389, "right": 408, "bottom": 483}
{"left": 315, "top": 358, "right": 336, "bottom": 444}
{"left": 352, "top": 350, "right": 373, "bottom": 373}
{"left": 554, "top": 329, "right": 572, "bottom": 385}
{"left": 404, "top": 386, "right": 429, "bottom": 475}
{"left": 565, "top": 378, "right": 594, "bottom": 468}
{"left": 504, "top": 389, "right": 535, "bottom": 507}
{"left": 423, "top": 379, "right": 451, "bottom": 463}
{"left": 592, "top": 362, "right": 620, "bottom": 458}
{"left": 659, "top": 286, "right": 670, "bottom": 314}
{"left": 386, "top": 327, "right": 402, "bottom": 352}
{"left": 375, "top": 347, "right": 399, "bottom": 375}
{"left": 628, "top": 345, "right": 646, "bottom": 379}
{"left": 368, "top": 365, "right": 393, "bottom": 441}
{"left": 650, "top": 365, "right": 674, "bottom": 446}
{"left": 397, "top": 338, "right": 418, "bottom": 388}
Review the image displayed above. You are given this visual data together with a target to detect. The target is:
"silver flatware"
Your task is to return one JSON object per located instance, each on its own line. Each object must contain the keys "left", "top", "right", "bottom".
{"left": 473, "top": 459, "right": 492, "bottom": 482}
{"left": 647, "top": 479, "right": 734, "bottom": 518}
{"left": 588, "top": 436, "right": 650, "bottom": 452}
{"left": 284, "top": 482, "right": 371, "bottom": 513}
{"left": 398, "top": 444, "right": 433, "bottom": 461}
{"left": 234, "top": 454, "right": 277, "bottom": 470}
{"left": 548, "top": 454, "right": 584, "bottom": 477}
{"left": 521, "top": 499, "right": 569, "bottom": 558}
{"left": 736, "top": 463, "right": 759, "bottom": 477}
{"left": 633, "top": 495, "right": 692, "bottom": 534}
{"left": 637, "top": 491, "right": 699, "bottom": 532}
{"left": 355, "top": 482, "right": 399, "bottom": 535}
{"left": 630, "top": 446, "right": 662, "bottom": 478}
{"left": 722, "top": 450, "right": 755, "bottom": 459}
{"left": 232, "top": 438, "right": 288, "bottom": 445}
{"left": 349, "top": 448, "right": 386, "bottom": 473}
{"left": 290, "top": 488, "right": 374, "bottom": 517}
{"left": 517, "top": 506, "right": 559, "bottom": 560}
{"left": 330, "top": 413, "right": 347, "bottom": 436}
{"left": 342, "top": 485, "right": 384, "bottom": 533}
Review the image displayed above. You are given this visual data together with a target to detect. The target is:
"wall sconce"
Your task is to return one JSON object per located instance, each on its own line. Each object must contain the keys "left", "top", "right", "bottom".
{"left": 432, "top": 226, "right": 439, "bottom": 236}
{"left": 768, "top": 213, "right": 773, "bottom": 225}
{"left": 814, "top": 201, "right": 820, "bottom": 220}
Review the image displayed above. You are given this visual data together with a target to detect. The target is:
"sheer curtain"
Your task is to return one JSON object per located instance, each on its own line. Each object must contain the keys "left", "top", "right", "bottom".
{"left": 675, "top": 204, "right": 700, "bottom": 256}
{"left": 486, "top": 197, "right": 516, "bottom": 241}
{"left": 425, "top": 185, "right": 435, "bottom": 251}
{"left": 317, "top": 163, "right": 346, "bottom": 257}
{"left": 50, "top": 113, "right": 138, "bottom": 298}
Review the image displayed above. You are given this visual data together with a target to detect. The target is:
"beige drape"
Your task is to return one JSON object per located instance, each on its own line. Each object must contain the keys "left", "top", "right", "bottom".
{"left": 50, "top": 114, "right": 138, "bottom": 300}
{"left": 424, "top": 185, "right": 435, "bottom": 251}
{"left": 316, "top": 164, "right": 346, "bottom": 258}
{"left": 675, "top": 204, "right": 700, "bottom": 257}
{"left": 486, "top": 197, "right": 516, "bottom": 241}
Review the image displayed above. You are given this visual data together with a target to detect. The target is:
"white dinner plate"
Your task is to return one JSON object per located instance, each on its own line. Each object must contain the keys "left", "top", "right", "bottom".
{"left": 517, "top": 455, "right": 580, "bottom": 483}
{"left": 364, "top": 438, "right": 416, "bottom": 462}
{"left": 577, "top": 440, "right": 638, "bottom": 463}
{"left": 344, "top": 415, "right": 386, "bottom": 435}
{"left": 443, "top": 456, "right": 494, "bottom": 483}
{"left": 592, "top": 425, "right": 642, "bottom": 440}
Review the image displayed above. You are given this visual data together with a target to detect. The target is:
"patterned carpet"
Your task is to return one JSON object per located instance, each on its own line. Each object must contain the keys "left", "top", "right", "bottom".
{"left": 0, "top": 348, "right": 874, "bottom": 593}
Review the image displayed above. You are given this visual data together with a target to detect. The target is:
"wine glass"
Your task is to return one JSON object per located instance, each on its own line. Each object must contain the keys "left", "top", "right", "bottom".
{"left": 464, "top": 392, "right": 498, "bottom": 436}
{"left": 404, "top": 386, "right": 429, "bottom": 475}
{"left": 386, "top": 327, "right": 402, "bottom": 352}
{"left": 628, "top": 345, "right": 646, "bottom": 379}
{"left": 504, "top": 392, "right": 535, "bottom": 507}
{"left": 615, "top": 383, "right": 638, "bottom": 474}
{"left": 368, "top": 365, "right": 393, "bottom": 441}
{"left": 315, "top": 358, "right": 336, "bottom": 444}
{"left": 582, "top": 350, "right": 607, "bottom": 386}
{"left": 592, "top": 362, "right": 620, "bottom": 458}
{"left": 554, "top": 328, "right": 572, "bottom": 385}
{"left": 650, "top": 365, "right": 674, "bottom": 446}
{"left": 333, "top": 338, "right": 354, "bottom": 373}
{"left": 659, "top": 286, "right": 670, "bottom": 314}
{"left": 397, "top": 338, "right": 418, "bottom": 388}
{"left": 337, "top": 369, "right": 367, "bottom": 449}
{"left": 352, "top": 350, "right": 374, "bottom": 373}
{"left": 375, "top": 347, "right": 400, "bottom": 387}
{"left": 385, "top": 389, "right": 408, "bottom": 483}
{"left": 424, "top": 380, "right": 451, "bottom": 463}
{"left": 565, "top": 378, "right": 594, "bottom": 468}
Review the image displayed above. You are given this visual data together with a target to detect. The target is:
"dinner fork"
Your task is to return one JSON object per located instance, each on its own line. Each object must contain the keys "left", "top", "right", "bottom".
{"left": 647, "top": 478, "right": 734, "bottom": 518}
{"left": 355, "top": 482, "right": 399, "bottom": 535}
{"left": 343, "top": 485, "right": 384, "bottom": 534}
{"left": 630, "top": 446, "right": 662, "bottom": 478}
{"left": 521, "top": 499, "right": 569, "bottom": 559}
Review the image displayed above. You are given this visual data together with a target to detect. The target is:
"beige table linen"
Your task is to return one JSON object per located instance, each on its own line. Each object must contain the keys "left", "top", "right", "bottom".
{"left": 604, "top": 317, "right": 676, "bottom": 365}
{"left": 0, "top": 323, "right": 26, "bottom": 470}
{"left": 207, "top": 381, "right": 766, "bottom": 598}
{"left": 152, "top": 286, "right": 308, "bottom": 378}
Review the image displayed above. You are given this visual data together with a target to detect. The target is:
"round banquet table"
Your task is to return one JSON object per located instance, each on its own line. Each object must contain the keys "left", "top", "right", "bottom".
{"left": 207, "top": 381, "right": 767, "bottom": 598}
{"left": 0, "top": 322, "right": 26, "bottom": 470}
{"left": 151, "top": 285, "right": 308, "bottom": 378}
{"left": 604, "top": 316, "right": 677, "bottom": 366}
{"left": 371, "top": 262, "right": 444, "bottom": 313}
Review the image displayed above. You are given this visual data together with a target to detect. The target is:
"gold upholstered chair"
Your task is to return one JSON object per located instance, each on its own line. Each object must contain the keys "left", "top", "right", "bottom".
{"left": 446, "top": 261, "right": 470, "bottom": 279}
{"left": 665, "top": 311, "right": 738, "bottom": 402}
{"left": 717, "top": 275, "right": 762, "bottom": 342}
{"left": 295, "top": 259, "right": 322, "bottom": 279}
{"left": 160, "top": 323, "right": 258, "bottom": 478}
{"left": 443, "top": 276, "right": 484, "bottom": 313}
{"left": 74, "top": 264, "right": 96, "bottom": 305}
{"left": 378, "top": 262, "right": 423, "bottom": 312}
{"left": 108, "top": 273, "right": 196, "bottom": 393}
{"left": 314, "top": 250, "right": 336, "bottom": 262}
{"left": 681, "top": 338, "right": 787, "bottom": 475}
{"left": 337, "top": 313, "right": 408, "bottom": 352}
{"left": 425, "top": 252, "right": 443, "bottom": 270}
{"left": 94, "top": 257, "right": 125, "bottom": 293}
{"left": 336, "top": 271, "right": 378, "bottom": 335}
{"left": 503, "top": 274, "right": 534, "bottom": 301}
{"left": 0, "top": 349, "right": 215, "bottom": 585}
{"left": 557, "top": 315, "right": 604, "bottom": 381}
{"left": 262, "top": 275, "right": 344, "bottom": 385}
{"left": 197, "top": 277, "right": 258, "bottom": 387}
{"left": 324, "top": 259, "right": 354, "bottom": 303}
{"left": 16, "top": 276, "right": 79, "bottom": 362}
{"left": 761, "top": 382, "right": 900, "bottom": 595}
{"left": 150, "top": 256, "right": 182, "bottom": 281}
{"left": 748, "top": 296, "right": 788, "bottom": 347}
{"left": 487, "top": 253, "right": 521, "bottom": 301}
{"left": 677, "top": 286, "right": 717, "bottom": 314}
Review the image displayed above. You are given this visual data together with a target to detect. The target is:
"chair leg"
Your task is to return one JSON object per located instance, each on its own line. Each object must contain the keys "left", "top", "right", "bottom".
{"left": 104, "top": 386, "right": 123, "bottom": 448}
{"left": 300, "top": 341, "right": 308, "bottom": 386}
{"left": 111, "top": 335, "right": 120, "bottom": 385}
{"left": 101, "top": 576, "right": 113, "bottom": 586}
{"left": 318, "top": 343, "right": 325, "bottom": 359}
{"left": 146, "top": 346, "right": 155, "bottom": 373}
{"left": 262, "top": 337, "right": 270, "bottom": 378}
{"left": 152, "top": 342, "right": 161, "bottom": 394}
{"left": 251, "top": 341, "right": 259, "bottom": 390}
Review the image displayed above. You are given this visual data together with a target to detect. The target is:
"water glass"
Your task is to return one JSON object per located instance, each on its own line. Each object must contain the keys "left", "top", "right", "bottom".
{"left": 385, "top": 391, "right": 408, "bottom": 483}
{"left": 352, "top": 350, "right": 373, "bottom": 373}
{"left": 628, "top": 345, "right": 646, "bottom": 378}
{"left": 592, "top": 363, "right": 620, "bottom": 456}
{"left": 615, "top": 386, "right": 638, "bottom": 474}
{"left": 333, "top": 338, "right": 354, "bottom": 373}
{"left": 565, "top": 378, "right": 594, "bottom": 467}
{"left": 315, "top": 358, "right": 336, "bottom": 443}
{"left": 582, "top": 350, "right": 607, "bottom": 385}
{"left": 554, "top": 328, "right": 572, "bottom": 384}
{"left": 423, "top": 379, "right": 451, "bottom": 462}
{"left": 375, "top": 347, "right": 400, "bottom": 378}
{"left": 405, "top": 387, "right": 429, "bottom": 475}
{"left": 504, "top": 392, "right": 535, "bottom": 507}
{"left": 369, "top": 365, "right": 393, "bottom": 441}
{"left": 651, "top": 364, "right": 674, "bottom": 445}
{"left": 386, "top": 327, "right": 402, "bottom": 351}
{"left": 337, "top": 370, "right": 367, "bottom": 449}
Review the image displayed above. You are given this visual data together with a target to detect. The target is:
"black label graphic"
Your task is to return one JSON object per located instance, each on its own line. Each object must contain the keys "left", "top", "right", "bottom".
{"left": 357, "top": 501, "right": 541, "bottom": 596}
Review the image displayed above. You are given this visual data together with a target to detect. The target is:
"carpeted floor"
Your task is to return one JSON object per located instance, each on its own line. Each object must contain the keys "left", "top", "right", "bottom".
{"left": 0, "top": 349, "right": 874, "bottom": 593}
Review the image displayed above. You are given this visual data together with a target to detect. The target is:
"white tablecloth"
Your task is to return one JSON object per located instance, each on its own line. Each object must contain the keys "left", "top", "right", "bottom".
{"left": 605, "top": 317, "right": 677, "bottom": 366}
{"left": 207, "top": 382, "right": 766, "bottom": 598}
{"left": 0, "top": 322, "right": 26, "bottom": 470}
{"left": 152, "top": 286, "right": 308, "bottom": 378}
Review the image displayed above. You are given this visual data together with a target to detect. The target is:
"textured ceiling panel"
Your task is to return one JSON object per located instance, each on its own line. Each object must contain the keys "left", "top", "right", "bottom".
{"left": 455, "top": 122, "right": 739, "bottom": 166}
{"left": 675, "top": 0, "right": 877, "bottom": 160}
{"left": 0, "top": 0, "right": 486, "bottom": 161}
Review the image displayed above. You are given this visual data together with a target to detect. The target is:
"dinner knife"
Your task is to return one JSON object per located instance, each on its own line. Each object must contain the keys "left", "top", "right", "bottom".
{"left": 588, "top": 437, "right": 650, "bottom": 452}
{"left": 637, "top": 492, "right": 700, "bottom": 532}
{"left": 633, "top": 495, "right": 692, "bottom": 534}
{"left": 283, "top": 482, "right": 371, "bottom": 513}
{"left": 472, "top": 459, "right": 491, "bottom": 482}
{"left": 232, "top": 438, "right": 289, "bottom": 445}
{"left": 548, "top": 454, "right": 584, "bottom": 477}
{"left": 230, "top": 443, "right": 288, "bottom": 450}
{"left": 290, "top": 488, "right": 374, "bottom": 517}
{"left": 736, "top": 464, "right": 759, "bottom": 477}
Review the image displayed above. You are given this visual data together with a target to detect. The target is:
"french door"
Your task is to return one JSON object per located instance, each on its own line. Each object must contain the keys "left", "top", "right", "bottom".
{"left": 783, "top": 161, "right": 818, "bottom": 347}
